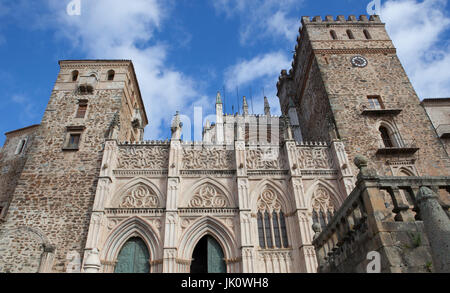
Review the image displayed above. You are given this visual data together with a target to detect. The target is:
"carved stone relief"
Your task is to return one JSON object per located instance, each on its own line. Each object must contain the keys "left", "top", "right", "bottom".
{"left": 246, "top": 148, "right": 285, "bottom": 170}
{"left": 188, "top": 184, "right": 228, "bottom": 208}
{"left": 257, "top": 189, "right": 282, "bottom": 213}
{"left": 117, "top": 147, "right": 169, "bottom": 169}
{"left": 296, "top": 148, "right": 333, "bottom": 169}
{"left": 182, "top": 149, "right": 233, "bottom": 169}
{"left": 119, "top": 184, "right": 159, "bottom": 208}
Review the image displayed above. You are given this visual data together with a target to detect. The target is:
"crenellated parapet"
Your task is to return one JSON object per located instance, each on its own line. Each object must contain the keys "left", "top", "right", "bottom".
{"left": 301, "top": 15, "right": 382, "bottom": 25}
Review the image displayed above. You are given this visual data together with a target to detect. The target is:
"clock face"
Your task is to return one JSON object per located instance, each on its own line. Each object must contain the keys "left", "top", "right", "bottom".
{"left": 351, "top": 56, "right": 368, "bottom": 67}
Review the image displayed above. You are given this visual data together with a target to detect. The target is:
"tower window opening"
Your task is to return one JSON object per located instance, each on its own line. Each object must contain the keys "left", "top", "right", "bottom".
{"left": 68, "top": 134, "right": 81, "bottom": 149}
{"left": 364, "top": 29, "right": 372, "bottom": 40}
{"left": 330, "top": 30, "right": 338, "bottom": 40}
{"left": 76, "top": 102, "right": 88, "bottom": 118}
{"left": 379, "top": 126, "right": 394, "bottom": 148}
{"left": 346, "top": 29, "right": 355, "bottom": 39}
{"left": 367, "top": 96, "right": 384, "bottom": 109}
{"left": 72, "top": 70, "right": 79, "bottom": 82}
{"left": 107, "top": 70, "right": 115, "bottom": 81}
{"left": 15, "top": 138, "right": 27, "bottom": 155}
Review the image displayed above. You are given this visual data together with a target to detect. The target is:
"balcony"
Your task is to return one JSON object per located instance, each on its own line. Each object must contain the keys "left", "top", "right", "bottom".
{"left": 436, "top": 124, "right": 450, "bottom": 138}
{"left": 359, "top": 102, "right": 402, "bottom": 116}
{"left": 77, "top": 75, "right": 98, "bottom": 95}
{"left": 376, "top": 139, "right": 419, "bottom": 155}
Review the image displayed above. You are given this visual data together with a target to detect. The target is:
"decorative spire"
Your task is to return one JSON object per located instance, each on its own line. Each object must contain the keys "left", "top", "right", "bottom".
{"left": 264, "top": 96, "right": 271, "bottom": 116}
{"left": 242, "top": 96, "right": 249, "bottom": 115}
{"left": 216, "top": 91, "right": 222, "bottom": 104}
{"left": 171, "top": 111, "right": 183, "bottom": 140}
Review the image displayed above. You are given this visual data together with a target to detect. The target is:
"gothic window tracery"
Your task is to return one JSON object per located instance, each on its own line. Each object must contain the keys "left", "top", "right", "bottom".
{"left": 257, "top": 189, "right": 289, "bottom": 249}
{"left": 311, "top": 187, "right": 335, "bottom": 230}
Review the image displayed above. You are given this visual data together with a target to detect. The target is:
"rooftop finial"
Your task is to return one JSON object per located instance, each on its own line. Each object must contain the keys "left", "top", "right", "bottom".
{"left": 216, "top": 91, "right": 222, "bottom": 104}
{"left": 243, "top": 96, "right": 249, "bottom": 115}
{"left": 171, "top": 111, "right": 183, "bottom": 140}
{"left": 264, "top": 97, "right": 271, "bottom": 116}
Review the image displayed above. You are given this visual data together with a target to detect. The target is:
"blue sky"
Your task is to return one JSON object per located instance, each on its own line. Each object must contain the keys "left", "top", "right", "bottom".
{"left": 0, "top": 0, "right": 449, "bottom": 145}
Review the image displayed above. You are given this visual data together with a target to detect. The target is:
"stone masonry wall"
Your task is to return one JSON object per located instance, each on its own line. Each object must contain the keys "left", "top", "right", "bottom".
{"left": 0, "top": 61, "right": 144, "bottom": 272}
{"left": 0, "top": 126, "right": 39, "bottom": 221}
{"left": 283, "top": 16, "right": 450, "bottom": 177}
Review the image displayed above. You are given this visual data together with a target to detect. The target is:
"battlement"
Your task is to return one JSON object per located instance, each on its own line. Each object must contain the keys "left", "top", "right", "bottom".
{"left": 301, "top": 15, "right": 382, "bottom": 26}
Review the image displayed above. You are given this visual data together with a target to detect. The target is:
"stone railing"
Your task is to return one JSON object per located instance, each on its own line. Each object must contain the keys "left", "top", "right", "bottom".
{"left": 312, "top": 155, "right": 450, "bottom": 273}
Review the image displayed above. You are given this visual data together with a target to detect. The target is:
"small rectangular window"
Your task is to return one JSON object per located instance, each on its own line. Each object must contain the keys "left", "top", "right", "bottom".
{"left": 63, "top": 126, "right": 85, "bottom": 151}
{"left": 367, "top": 96, "right": 384, "bottom": 109}
{"left": 68, "top": 134, "right": 80, "bottom": 149}
{"left": 76, "top": 104, "right": 87, "bottom": 118}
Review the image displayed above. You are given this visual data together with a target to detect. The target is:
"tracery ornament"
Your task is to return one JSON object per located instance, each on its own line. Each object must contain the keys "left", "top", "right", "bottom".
{"left": 119, "top": 184, "right": 159, "bottom": 208}
{"left": 182, "top": 149, "right": 233, "bottom": 169}
{"left": 296, "top": 147, "right": 333, "bottom": 169}
{"left": 257, "top": 189, "right": 282, "bottom": 213}
{"left": 246, "top": 148, "right": 284, "bottom": 170}
{"left": 257, "top": 189, "right": 288, "bottom": 249}
{"left": 311, "top": 187, "right": 335, "bottom": 229}
{"left": 188, "top": 184, "right": 228, "bottom": 208}
{"left": 116, "top": 147, "right": 169, "bottom": 169}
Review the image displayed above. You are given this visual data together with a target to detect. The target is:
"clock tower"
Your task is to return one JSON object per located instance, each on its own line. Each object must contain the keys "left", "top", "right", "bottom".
{"left": 277, "top": 15, "right": 450, "bottom": 177}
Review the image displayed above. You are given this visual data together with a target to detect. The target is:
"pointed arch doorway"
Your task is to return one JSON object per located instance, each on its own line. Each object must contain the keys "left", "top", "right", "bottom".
{"left": 114, "top": 237, "right": 150, "bottom": 273}
{"left": 190, "top": 235, "right": 226, "bottom": 273}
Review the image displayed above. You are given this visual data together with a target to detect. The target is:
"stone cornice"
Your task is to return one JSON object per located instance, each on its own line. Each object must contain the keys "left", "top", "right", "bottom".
{"left": 313, "top": 48, "right": 397, "bottom": 55}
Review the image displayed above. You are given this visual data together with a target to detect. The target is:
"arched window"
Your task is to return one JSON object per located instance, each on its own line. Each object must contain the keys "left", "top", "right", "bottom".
{"left": 379, "top": 126, "right": 394, "bottom": 147}
{"left": 311, "top": 187, "right": 335, "bottom": 230}
{"left": 257, "top": 189, "right": 289, "bottom": 249}
{"left": 363, "top": 29, "right": 372, "bottom": 40}
{"left": 114, "top": 237, "right": 150, "bottom": 273}
{"left": 107, "top": 70, "right": 115, "bottom": 81}
{"left": 72, "top": 70, "right": 79, "bottom": 82}
{"left": 346, "top": 29, "right": 355, "bottom": 39}
{"left": 330, "top": 30, "right": 338, "bottom": 40}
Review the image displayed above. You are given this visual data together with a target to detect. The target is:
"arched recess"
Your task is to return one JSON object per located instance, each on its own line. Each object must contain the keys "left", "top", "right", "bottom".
{"left": 0, "top": 226, "right": 55, "bottom": 273}
{"left": 376, "top": 120, "right": 403, "bottom": 148}
{"left": 249, "top": 179, "right": 293, "bottom": 214}
{"left": 304, "top": 179, "right": 344, "bottom": 213}
{"left": 102, "top": 216, "right": 162, "bottom": 273}
{"left": 397, "top": 167, "right": 415, "bottom": 177}
{"left": 304, "top": 180, "right": 344, "bottom": 233}
{"left": 108, "top": 177, "right": 165, "bottom": 209}
{"left": 178, "top": 216, "right": 239, "bottom": 273}
{"left": 180, "top": 177, "right": 235, "bottom": 208}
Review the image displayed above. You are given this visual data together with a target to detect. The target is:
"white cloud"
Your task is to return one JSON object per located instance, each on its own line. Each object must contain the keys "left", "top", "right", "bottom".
{"left": 213, "top": 0, "right": 302, "bottom": 44}
{"left": 224, "top": 51, "right": 291, "bottom": 115}
{"left": 382, "top": 0, "right": 450, "bottom": 98}
{"left": 44, "top": 0, "right": 211, "bottom": 139}
{"left": 224, "top": 51, "right": 291, "bottom": 89}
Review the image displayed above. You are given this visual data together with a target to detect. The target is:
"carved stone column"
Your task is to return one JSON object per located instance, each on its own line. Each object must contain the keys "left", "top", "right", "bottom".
{"left": 163, "top": 137, "right": 181, "bottom": 272}
{"left": 416, "top": 187, "right": 450, "bottom": 273}
{"left": 235, "top": 140, "right": 253, "bottom": 273}
{"left": 330, "top": 140, "right": 355, "bottom": 198}
{"left": 284, "top": 140, "right": 312, "bottom": 272}
{"left": 82, "top": 140, "right": 117, "bottom": 272}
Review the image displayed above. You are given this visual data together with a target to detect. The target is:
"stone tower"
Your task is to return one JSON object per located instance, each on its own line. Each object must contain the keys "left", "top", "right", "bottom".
{"left": 277, "top": 15, "right": 450, "bottom": 177}
{"left": 0, "top": 60, "right": 147, "bottom": 272}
